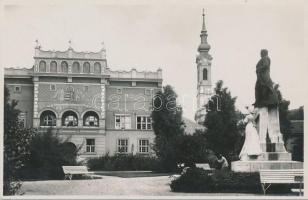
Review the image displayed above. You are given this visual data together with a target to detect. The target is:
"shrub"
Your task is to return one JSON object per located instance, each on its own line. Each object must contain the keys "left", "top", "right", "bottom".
{"left": 170, "top": 167, "right": 262, "bottom": 193}
{"left": 20, "top": 129, "right": 78, "bottom": 180}
{"left": 87, "top": 154, "right": 161, "bottom": 171}
{"left": 174, "top": 134, "right": 208, "bottom": 167}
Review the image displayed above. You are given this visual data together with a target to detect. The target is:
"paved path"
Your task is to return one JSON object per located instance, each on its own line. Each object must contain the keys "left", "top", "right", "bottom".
{"left": 19, "top": 175, "right": 291, "bottom": 196}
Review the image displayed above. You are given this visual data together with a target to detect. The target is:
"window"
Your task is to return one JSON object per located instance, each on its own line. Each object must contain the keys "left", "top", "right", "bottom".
{"left": 72, "top": 62, "right": 80, "bottom": 73}
{"left": 145, "top": 89, "right": 152, "bottom": 95}
{"left": 18, "top": 112, "right": 27, "bottom": 128}
{"left": 139, "top": 139, "right": 150, "bottom": 153}
{"left": 39, "top": 60, "right": 46, "bottom": 72}
{"left": 83, "top": 111, "right": 99, "bottom": 127}
{"left": 116, "top": 88, "right": 122, "bottom": 94}
{"left": 117, "top": 139, "right": 128, "bottom": 153}
{"left": 62, "top": 111, "right": 78, "bottom": 127}
{"left": 40, "top": 110, "right": 56, "bottom": 126}
{"left": 203, "top": 68, "right": 208, "bottom": 80}
{"left": 50, "top": 61, "right": 57, "bottom": 72}
{"left": 115, "top": 115, "right": 131, "bottom": 129}
{"left": 83, "top": 62, "right": 90, "bottom": 73}
{"left": 61, "top": 61, "right": 68, "bottom": 73}
{"left": 136, "top": 116, "right": 152, "bottom": 130}
{"left": 50, "top": 84, "right": 56, "bottom": 91}
{"left": 94, "top": 62, "right": 101, "bottom": 74}
{"left": 14, "top": 86, "right": 21, "bottom": 93}
{"left": 86, "top": 139, "right": 95, "bottom": 153}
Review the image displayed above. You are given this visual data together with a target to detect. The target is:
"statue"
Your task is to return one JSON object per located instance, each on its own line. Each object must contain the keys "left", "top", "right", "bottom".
{"left": 239, "top": 107, "right": 262, "bottom": 161}
{"left": 254, "top": 49, "right": 279, "bottom": 108}
{"left": 254, "top": 49, "right": 285, "bottom": 148}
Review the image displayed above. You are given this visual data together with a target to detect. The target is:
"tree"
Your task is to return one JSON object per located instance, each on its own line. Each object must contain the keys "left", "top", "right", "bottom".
{"left": 4, "top": 86, "right": 35, "bottom": 195}
{"left": 203, "top": 80, "right": 241, "bottom": 161}
{"left": 174, "top": 134, "right": 209, "bottom": 167}
{"left": 25, "top": 128, "right": 79, "bottom": 179}
{"left": 151, "top": 85, "right": 185, "bottom": 172}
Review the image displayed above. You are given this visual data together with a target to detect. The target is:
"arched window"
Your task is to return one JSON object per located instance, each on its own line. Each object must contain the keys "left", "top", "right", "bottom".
{"left": 50, "top": 61, "right": 57, "bottom": 73}
{"left": 83, "top": 62, "right": 90, "bottom": 73}
{"left": 83, "top": 111, "right": 99, "bottom": 127}
{"left": 61, "top": 61, "right": 68, "bottom": 73}
{"left": 40, "top": 110, "right": 56, "bottom": 126}
{"left": 72, "top": 62, "right": 80, "bottom": 73}
{"left": 203, "top": 68, "right": 208, "bottom": 80}
{"left": 39, "top": 60, "right": 46, "bottom": 72}
{"left": 62, "top": 111, "right": 78, "bottom": 127}
{"left": 94, "top": 62, "right": 101, "bottom": 74}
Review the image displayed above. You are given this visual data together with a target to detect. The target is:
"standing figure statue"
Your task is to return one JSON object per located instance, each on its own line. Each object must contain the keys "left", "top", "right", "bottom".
{"left": 254, "top": 49, "right": 279, "bottom": 108}
{"left": 253, "top": 49, "right": 285, "bottom": 147}
{"left": 239, "top": 107, "right": 262, "bottom": 161}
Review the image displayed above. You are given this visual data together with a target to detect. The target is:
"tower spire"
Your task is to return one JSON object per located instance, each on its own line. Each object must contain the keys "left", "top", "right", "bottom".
{"left": 202, "top": 8, "right": 206, "bottom": 32}
{"left": 198, "top": 9, "right": 210, "bottom": 52}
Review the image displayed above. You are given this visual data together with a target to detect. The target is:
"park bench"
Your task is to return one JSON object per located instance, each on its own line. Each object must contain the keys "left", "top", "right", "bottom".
{"left": 196, "top": 163, "right": 215, "bottom": 173}
{"left": 259, "top": 169, "right": 304, "bottom": 195}
{"left": 62, "top": 166, "right": 95, "bottom": 180}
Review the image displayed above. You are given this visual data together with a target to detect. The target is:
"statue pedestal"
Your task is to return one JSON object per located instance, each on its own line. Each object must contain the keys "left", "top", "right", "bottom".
{"left": 231, "top": 106, "right": 303, "bottom": 172}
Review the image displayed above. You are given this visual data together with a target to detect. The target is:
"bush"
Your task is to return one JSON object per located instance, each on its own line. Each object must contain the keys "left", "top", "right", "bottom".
{"left": 87, "top": 154, "right": 161, "bottom": 171}
{"left": 174, "top": 134, "right": 208, "bottom": 167}
{"left": 19, "top": 129, "right": 78, "bottom": 180}
{"left": 170, "top": 167, "right": 262, "bottom": 193}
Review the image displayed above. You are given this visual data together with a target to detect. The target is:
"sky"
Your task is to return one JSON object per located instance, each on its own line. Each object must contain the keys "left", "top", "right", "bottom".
{"left": 1, "top": 0, "right": 307, "bottom": 120}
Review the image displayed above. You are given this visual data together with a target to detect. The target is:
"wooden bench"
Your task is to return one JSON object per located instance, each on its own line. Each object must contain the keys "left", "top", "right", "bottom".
{"left": 259, "top": 169, "right": 304, "bottom": 195}
{"left": 196, "top": 163, "right": 215, "bottom": 173}
{"left": 62, "top": 166, "right": 95, "bottom": 180}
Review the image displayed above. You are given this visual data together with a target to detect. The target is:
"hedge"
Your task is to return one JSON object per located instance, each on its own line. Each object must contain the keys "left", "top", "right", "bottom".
{"left": 170, "top": 167, "right": 262, "bottom": 193}
{"left": 170, "top": 168, "right": 293, "bottom": 194}
{"left": 87, "top": 154, "right": 162, "bottom": 171}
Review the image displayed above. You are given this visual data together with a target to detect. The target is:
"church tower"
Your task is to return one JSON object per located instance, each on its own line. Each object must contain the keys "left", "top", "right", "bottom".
{"left": 195, "top": 10, "right": 213, "bottom": 124}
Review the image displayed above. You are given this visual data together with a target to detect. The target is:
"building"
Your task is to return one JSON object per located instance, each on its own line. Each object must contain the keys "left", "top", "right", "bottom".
{"left": 4, "top": 43, "right": 162, "bottom": 159}
{"left": 195, "top": 10, "right": 213, "bottom": 124}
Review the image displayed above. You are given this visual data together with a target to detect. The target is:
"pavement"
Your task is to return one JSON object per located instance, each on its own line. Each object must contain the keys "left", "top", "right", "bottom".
{"left": 19, "top": 174, "right": 298, "bottom": 196}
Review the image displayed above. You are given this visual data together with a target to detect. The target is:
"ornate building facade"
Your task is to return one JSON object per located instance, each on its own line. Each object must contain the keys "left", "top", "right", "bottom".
{"left": 195, "top": 11, "right": 213, "bottom": 124}
{"left": 4, "top": 44, "right": 162, "bottom": 158}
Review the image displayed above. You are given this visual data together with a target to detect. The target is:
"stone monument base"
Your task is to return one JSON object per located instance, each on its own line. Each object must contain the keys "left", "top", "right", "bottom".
{"left": 231, "top": 106, "right": 303, "bottom": 172}
{"left": 231, "top": 160, "right": 303, "bottom": 172}
{"left": 260, "top": 143, "right": 286, "bottom": 152}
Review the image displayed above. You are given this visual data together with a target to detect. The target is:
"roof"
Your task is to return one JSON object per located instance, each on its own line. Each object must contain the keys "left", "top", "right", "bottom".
{"left": 182, "top": 117, "right": 205, "bottom": 135}
{"left": 34, "top": 46, "right": 106, "bottom": 60}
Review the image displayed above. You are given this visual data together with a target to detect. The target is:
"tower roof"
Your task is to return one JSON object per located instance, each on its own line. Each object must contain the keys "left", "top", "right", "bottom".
{"left": 198, "top": 9, "right": 211, "bottom": 52}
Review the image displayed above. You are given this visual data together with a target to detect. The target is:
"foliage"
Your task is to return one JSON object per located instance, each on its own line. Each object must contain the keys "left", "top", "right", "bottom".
{"left": 174, "top": 134, "right": 209, "bottom": 167}
{"left": 288, "top": 106, "right": 304, "bottom": 120}
{"left": 151, "top": 85, "right": 185, "bottom": 172}
{"left": 203, "top": 80, "right": 241, "bottom": 161}
{"left": 170, "top": 167, "right": 261, "bottom": 193}
{"left": 21, "top": 129, "right": 79, "bottom": 180}
{"left": 3, "top": 85, "right": 35, "bottom": 195}
{"left": 87, "top": 154, "right": 161, "bottom": 171}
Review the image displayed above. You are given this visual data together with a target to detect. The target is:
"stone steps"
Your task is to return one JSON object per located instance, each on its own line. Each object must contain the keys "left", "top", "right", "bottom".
{"left": 231, "top": 160, "right": 303, "bottom": 172}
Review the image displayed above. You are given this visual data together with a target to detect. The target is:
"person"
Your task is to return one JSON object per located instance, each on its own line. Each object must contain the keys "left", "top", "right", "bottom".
{"left": 216, "top": 154, "right": 229, "bottom": 170}
{"left": 254, "top": 49, "right": 279, "bottom": 108}
{"left": 239, "top": 110, "right": 262, "bottom": 160}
